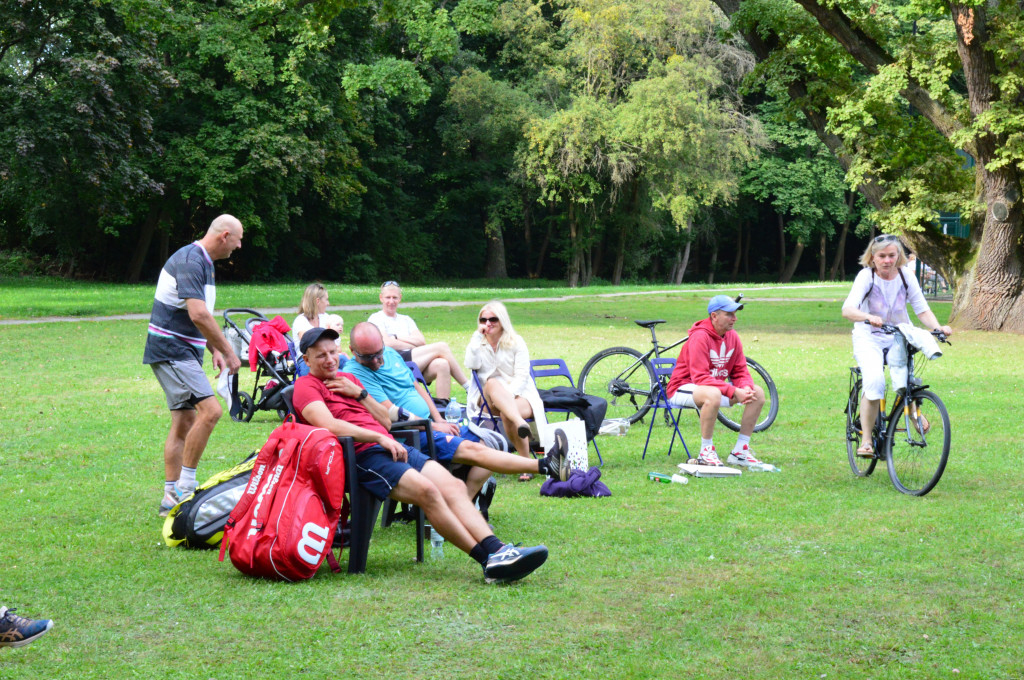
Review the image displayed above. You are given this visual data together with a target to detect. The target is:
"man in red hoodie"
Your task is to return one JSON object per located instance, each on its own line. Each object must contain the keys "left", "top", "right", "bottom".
{"left": 665, "top": 295, "right": 768, "bottom": 467}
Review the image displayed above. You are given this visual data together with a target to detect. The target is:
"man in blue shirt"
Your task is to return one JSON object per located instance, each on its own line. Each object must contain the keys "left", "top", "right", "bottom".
{"left": 144, "top": 214, "right": 243, "bottom": 516}
{"left": 343, "top": 323, "right": 570, "bottom": 498}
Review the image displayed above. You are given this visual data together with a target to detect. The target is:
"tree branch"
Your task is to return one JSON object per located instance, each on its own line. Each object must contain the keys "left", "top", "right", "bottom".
{"left": 791, "top": 0, "right": 966, "bottom": 145}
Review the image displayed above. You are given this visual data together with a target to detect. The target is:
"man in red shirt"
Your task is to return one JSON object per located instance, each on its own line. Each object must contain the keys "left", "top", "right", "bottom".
{"left": 666, "top": 296, "right": 769, "bottom": 468}
{"left": 292, "top": 327, "right": 548, "bottom": 583}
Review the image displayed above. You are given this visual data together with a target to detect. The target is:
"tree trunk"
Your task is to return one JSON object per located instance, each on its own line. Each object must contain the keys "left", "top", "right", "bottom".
{"left": 743, "top": 221, "right": 751, "bottom": 278}
{"left": 535, "top": 221, "right": 552, "bottom": 279}
{"left": 779, "top": 240, "right": 805, "bottom": 283}
{"left": 731, "top": 222, "right": 743, "bottom": 279}
{"left": 674, "top": 222, "right": 693, "bottom": 284}
{"left": 523, "top": 198, "right": 535, "bottom": 278}
{"left": 707, "top": 241, "right": 718, "bottom": 284}
{"left": 818, "top": 232, "right": 827, "bottom": 281}
{"left": 777, "top": 214, "right": 786, "bottom": 276}
{"left": 484, "top": 222, "right": 508, "bottom": 279}
{"left": 829, "top": 192, "right": 855, "bottom": 281}
{"left": 126, "top": 206, "right": 165, "bottom": 283}
{"left": 947, "top": 3, "right": 1024, "bottom": 331}
{"left": 667, "top": 250, "right": 680, "bottom": 284}
{"left": 676, "top": 240, "right": 691, "bottom": 284}
{"left": 567, "top": 202, "right": 580, "bottom": 288}
{"left": 612, "top": 222, "right": 626, "bottom": 285}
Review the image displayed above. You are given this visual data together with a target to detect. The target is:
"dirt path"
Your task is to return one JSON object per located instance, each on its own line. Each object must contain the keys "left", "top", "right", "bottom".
{"left": 0, "top": 283, "right": 863, "bottom": 326}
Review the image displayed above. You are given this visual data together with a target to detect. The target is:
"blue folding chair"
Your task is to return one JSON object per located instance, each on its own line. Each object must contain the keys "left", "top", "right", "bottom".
{"left": 530, "top": 359, "right": 603, "bottom": 466}
{"left": 641, "top": 358, "right": 691, "bottom": 460}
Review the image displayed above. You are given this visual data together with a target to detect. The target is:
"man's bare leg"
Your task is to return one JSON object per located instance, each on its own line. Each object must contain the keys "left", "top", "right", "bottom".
{"left": 164, "top": 409, "right": 196, "bottom": 481}
{"left": 181, "top": 396, "right": 223, "bottom": 469}
{"left": 389, "top": 464, "right": 480, "bottom": 553}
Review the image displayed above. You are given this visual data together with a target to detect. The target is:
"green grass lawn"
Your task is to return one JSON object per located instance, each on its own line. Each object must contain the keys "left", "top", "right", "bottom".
{"left": 1, "top": 287, "right": 1021, "bottom": 679}
{"left": 0, "top": 276, "right": 851, "bottom": 319}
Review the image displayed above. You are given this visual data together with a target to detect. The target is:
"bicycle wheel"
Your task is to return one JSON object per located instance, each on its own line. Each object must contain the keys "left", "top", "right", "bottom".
{"left": 886, "top": 390, "right": 950, "bottom": 496}
{"left": 845, "top": 379, "right": 877, "bottom": 477}
{"left": 716, "top": 358, "right": 779, "bottom": 433}
{"left": 578, "top": 347, "right": 656, "bottom": 424}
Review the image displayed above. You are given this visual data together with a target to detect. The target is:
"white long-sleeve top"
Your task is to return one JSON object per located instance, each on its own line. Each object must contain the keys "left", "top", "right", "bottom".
{"left": 464, "top": 331, "right": 547, "bottom": 429}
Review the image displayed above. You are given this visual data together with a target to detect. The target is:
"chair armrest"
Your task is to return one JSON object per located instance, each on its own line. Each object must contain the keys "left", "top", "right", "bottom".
{"left": 390, "top": 418, "right": 431, "bottom": 430}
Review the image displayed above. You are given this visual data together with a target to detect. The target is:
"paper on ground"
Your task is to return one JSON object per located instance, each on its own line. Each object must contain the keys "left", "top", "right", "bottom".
{"left": 677, "top": 462, "right": 742, "bottom": 477}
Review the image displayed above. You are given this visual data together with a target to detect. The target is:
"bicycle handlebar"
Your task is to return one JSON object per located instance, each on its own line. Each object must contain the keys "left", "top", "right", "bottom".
{"left": 866, "top": 321, "right": 951, "bottom": 345}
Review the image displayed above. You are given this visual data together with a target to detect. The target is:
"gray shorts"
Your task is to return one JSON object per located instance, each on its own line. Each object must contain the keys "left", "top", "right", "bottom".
{"left": 151, "top": 360, "right": 214, "bottom": 410}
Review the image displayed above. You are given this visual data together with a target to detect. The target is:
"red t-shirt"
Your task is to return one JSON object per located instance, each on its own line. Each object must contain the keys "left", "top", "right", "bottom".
{"left": 292, "top": 372, "right": 391, "bottom": 454}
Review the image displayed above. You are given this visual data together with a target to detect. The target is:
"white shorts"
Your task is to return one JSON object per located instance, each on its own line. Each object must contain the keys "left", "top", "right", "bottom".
{"left": 667, "top": 384, "right": 732, "bottom": 410}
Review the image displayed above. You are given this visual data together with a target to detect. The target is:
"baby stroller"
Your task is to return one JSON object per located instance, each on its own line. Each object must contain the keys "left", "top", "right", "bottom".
{"left": 222, "top": 308, "right": 299, "bottom": 422}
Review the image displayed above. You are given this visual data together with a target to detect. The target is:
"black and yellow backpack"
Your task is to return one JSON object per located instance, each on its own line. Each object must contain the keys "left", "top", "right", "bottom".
{"left": 162, "top": 452, "right": 258, "bottom": 549}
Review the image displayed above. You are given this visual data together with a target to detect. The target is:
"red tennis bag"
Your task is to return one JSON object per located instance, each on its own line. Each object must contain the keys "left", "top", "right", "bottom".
{"left": 219, "top": 418, "right": 347, "bottom": 581}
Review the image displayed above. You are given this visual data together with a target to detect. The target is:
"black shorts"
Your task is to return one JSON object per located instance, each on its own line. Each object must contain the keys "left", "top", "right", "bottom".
{"left": 398, "top": 349, "right": 413, "bottom": 362}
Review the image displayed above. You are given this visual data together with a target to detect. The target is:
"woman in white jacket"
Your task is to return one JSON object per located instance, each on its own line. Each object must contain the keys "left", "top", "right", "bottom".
{"left": 841, "top": 235, "right": 952, "bottom": 457}
{"left": 465, "top": 301, "right": 547, "bottom": 479}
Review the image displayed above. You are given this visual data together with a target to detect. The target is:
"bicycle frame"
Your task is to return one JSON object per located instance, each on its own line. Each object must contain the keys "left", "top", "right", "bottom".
{"left": 849, "top": 327, "right": 940, "bottom": 458}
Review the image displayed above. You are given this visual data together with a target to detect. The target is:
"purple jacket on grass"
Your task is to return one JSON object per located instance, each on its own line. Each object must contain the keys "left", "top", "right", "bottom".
{"left": 540, "top": 467, "right": 611, "bottom": 498}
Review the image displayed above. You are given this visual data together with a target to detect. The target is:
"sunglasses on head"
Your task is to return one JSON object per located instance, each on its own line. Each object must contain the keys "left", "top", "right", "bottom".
{"left": 353, "top": 348, "right": 384, "bottom": 362}
{"left": 873, "top": 234, "right": 899, "bottom": 244}
{"left": 479, "top": 316, "right": 500, "bottom": 324}
{"left": 380, "top": 280, "right": 399, "bottom": 289}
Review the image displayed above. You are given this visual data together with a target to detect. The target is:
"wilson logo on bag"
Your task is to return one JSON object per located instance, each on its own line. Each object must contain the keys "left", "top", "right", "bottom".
{"left": 219, "top": 417, "right": 347, "bottom": 581}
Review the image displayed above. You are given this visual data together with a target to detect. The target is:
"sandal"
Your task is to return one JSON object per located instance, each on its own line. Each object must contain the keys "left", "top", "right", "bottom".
{"left": 915, "top": 412, "right": 931, "bottom": 435}
{"left": 518, "top": 473, "right": 535, "bottom": 483}
{"left": 856, "top": 443, "right": 874, "bottom": 458}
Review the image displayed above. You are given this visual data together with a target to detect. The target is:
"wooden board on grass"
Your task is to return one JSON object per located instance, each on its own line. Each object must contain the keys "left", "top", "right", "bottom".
{"left": 677, "top": 462, "right": 742, "bottom": 477}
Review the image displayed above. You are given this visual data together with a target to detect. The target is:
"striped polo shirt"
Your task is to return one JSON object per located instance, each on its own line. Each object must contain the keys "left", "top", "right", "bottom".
{"left": 143, "top": 242, "right": 216, "bottom": 365}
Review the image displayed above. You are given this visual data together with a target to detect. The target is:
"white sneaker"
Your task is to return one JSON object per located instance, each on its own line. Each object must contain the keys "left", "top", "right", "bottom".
{"left": 158, "top": 490, "right": 179, "bottom": 518}
{"left": 727, "top": 445, "right": 764, "bottom": 468}
{"left": 174, "top": 483, "right": 196, "bottom": 500}
{"left": 696, "top": 445, "right": 723, "bottom": 466}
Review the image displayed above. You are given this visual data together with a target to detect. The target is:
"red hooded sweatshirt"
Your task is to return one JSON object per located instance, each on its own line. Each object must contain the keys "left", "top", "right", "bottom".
{"left": 666, "top": 317, "right": 753, "bottom": 400}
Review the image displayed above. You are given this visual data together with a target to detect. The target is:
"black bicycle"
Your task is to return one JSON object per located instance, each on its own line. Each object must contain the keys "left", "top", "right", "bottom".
{"left": 578, "top": 296, "right": 779, "bottom": 432}
{"left": 844, "top": 324, "right": 951, "bottom": 496}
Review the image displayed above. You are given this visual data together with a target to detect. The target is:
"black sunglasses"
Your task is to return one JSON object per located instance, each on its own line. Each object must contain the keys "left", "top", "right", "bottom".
{"left": 353, "top": 348, "right": 384, "bottom": 362}
{"left": 479, "top": 316, "right": 500, "bottom": 324}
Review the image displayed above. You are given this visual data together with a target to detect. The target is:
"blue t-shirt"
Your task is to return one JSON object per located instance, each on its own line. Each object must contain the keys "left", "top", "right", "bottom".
{"left": 143, "top": 242, "right": 216, "bottom": 365}
{"left": 342, "top": 347, "right": 430, "bottom": 419}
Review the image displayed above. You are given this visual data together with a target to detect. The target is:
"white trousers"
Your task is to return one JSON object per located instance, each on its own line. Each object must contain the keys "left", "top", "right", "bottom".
{"left": 852, "top": 333, "right": 906, "bottom": 400}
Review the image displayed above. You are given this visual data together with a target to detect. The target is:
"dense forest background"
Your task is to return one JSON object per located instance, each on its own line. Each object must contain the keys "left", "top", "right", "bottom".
{"left": 2, "top": 0, "right": 1022, "bottom": 330}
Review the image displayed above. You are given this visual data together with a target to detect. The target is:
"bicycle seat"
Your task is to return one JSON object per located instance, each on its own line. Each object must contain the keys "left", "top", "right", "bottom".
{"left": 634, "top": 320, "right": 666, "bottom": 328}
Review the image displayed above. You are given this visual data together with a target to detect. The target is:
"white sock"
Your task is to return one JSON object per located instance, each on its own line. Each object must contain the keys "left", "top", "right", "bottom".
{"left": 177, "top": 465, "right": 197, "bottom": 491}
{"left": 462, "top": 381, "right": 472, "bottom": 392}
{"left": 165, "top": 480, "right": 177, "bottom": 495}
{"left": 733, "top": 435, "right": 751, "bottom": 452}
{"left": 701, "top": 438, "right": 714, "bottom": 451}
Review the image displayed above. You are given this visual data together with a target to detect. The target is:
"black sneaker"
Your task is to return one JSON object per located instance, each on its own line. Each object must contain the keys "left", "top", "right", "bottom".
{"left": 0, "top": 607, "right": 53, "bottom": 648}
{"left": 543, "top": 429, "right": 571, "bottom": 481}
{"left": 483, "top": 543, "right": 548, "bottom": 584}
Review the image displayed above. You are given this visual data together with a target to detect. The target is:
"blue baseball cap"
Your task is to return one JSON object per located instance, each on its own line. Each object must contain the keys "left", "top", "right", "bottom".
{"left": 707, "top": 295, "right": 743, "bottom": 314}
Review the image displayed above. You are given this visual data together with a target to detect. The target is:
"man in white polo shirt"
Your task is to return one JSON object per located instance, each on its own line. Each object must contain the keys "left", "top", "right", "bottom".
{"left": 368, "top": 280, "right": 470, "bottom": 401}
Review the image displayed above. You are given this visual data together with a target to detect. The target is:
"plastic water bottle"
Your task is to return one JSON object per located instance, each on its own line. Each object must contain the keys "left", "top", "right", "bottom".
{"left": 670, "top": 474, "right": 689, "bottom": 485}
{"left": 445, "top": 399, "right": 462, "bottom": 425}
{"left": 429, "top": 526, "right": 445, "bottom": 559}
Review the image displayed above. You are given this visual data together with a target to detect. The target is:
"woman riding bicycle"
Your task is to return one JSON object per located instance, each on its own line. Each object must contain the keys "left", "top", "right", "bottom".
{"left": 841, "top": 235, "right": 953, "bottom": 457}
